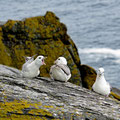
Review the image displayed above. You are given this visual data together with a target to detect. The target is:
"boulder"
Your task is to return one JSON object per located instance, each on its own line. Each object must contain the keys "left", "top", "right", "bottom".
{"left": 0, "top": 65, "right": 120, "bottom": 120}
{"left": 0, "top": 11, "right": 81, "bottom": 86}
{"left": 80, "top": 64, "right": 97, "bottom": 89}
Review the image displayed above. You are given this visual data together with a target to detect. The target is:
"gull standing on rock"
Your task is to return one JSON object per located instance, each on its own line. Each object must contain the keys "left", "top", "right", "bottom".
{"left": 92, "top": 68, "right": 111, "bottom": 96}
{"left": 50, "top": 57, "right": 71, "bottom": 82}
{"left": 21, "top": 55, "right": 46, "bottom": 78}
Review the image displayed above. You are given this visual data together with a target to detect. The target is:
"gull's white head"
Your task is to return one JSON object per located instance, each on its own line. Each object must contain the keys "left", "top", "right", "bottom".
{"left": 54, "top": 57, "right": 67, "bottom": 65}
{"left": 97, "top": 67, "right": 104, "bottom": 77}
{"left": 35, "top": 55, "right": 46, "bottom": 66}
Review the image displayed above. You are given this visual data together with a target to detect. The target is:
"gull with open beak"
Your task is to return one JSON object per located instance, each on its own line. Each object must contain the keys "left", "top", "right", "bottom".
{"left": 21, "top": 55, "right": 46, "bottom": 78}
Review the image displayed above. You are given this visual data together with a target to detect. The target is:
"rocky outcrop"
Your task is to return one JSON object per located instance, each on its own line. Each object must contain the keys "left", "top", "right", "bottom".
{"left": 0, "top": 11, "right": 81, "bottom": 86}
{"left": 0, "top": 65, "right": 120, "bottom": 120}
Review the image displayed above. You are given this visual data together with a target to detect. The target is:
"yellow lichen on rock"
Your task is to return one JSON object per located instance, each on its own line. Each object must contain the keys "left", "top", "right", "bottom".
{"left": 0, "top": 99, "right": 55, "bottom": 120}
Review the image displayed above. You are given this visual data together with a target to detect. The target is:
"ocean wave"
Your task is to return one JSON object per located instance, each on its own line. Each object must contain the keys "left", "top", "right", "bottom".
{"left": 78, "top": 48, "right": 120, "bottom": 58}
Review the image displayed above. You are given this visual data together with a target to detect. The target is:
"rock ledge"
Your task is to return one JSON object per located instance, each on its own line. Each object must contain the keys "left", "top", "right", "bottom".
{"left": 0, "top": 65, "right": 120, "bottom": 120}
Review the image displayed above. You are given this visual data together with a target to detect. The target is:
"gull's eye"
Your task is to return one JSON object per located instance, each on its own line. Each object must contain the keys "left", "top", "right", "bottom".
{"left": 39, "top": 57, "right": 41, "bottom": 59}
{"left": 58, "top": 58, "right": 60, "bottom": 60}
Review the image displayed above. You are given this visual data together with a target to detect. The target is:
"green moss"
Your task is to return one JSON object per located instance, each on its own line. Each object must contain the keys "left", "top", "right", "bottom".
{"left": 44, "top": 11, "right": 59, "bottom": 24}
{"left": 0, "top": 28, "right": 12, "bottom": 66}
{"left": 3, "top": 20, "right": 17, "bottom": 32}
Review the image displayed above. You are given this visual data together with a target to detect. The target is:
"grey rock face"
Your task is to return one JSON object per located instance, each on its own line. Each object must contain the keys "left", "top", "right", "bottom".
{"left": 0, "top": 65, "right": 120, "bottom": 120}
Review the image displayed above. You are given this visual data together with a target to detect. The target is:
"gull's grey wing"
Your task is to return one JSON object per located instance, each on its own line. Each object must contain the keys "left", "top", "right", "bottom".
{"left": 22, "top": 62, "right": 30, "bottom": 72}
{"left": 32, "top": 54, "right": 37, "bottom": 58}
{"left": 28, "top": 58, "right": 34, "bottom": 63}
{"left": 50, "top": 65, "right": 57, "bottom": 80}
{"left": 50, "top": 65, "right": 56, "bottom": 74}
{"left": 56, "top": 64, "right": 71, "bottom": 76}
{"left": 23, "top": 55, "right": 35, "bottom": 63}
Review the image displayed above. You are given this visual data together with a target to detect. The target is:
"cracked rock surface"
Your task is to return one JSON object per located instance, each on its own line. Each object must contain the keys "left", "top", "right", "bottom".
{"left": 0, "top": 65, "right": 120, "bottom": 120}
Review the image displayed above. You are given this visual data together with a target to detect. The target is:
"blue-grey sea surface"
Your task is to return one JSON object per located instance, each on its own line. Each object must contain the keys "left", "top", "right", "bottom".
{"left": 0, "top": 0, "right": 120, "bottom": 88}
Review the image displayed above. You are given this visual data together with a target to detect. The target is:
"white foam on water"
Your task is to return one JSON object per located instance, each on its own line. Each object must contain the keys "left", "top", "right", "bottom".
{"left": 79, "top": 48, "right": 120, "bottom": 58}
{"left": 79, "top": 48, "right": 120, "bottom": 63}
